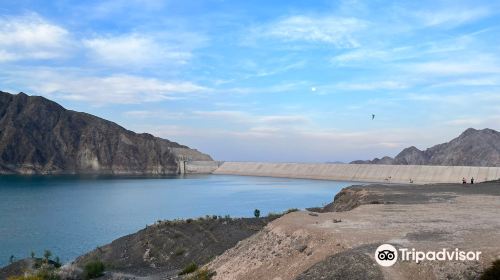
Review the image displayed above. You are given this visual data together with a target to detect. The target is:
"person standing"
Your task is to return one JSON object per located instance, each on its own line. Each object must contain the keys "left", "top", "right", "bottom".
{"left": 471, "top": 177, "right": 474, "bottom": 184}
{"left": 462, "top": 177, "right": 467, "bottom": 184}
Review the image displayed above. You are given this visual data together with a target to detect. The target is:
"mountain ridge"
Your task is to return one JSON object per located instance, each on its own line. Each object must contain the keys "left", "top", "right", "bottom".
{"left": 0, "top": 91, "right": 212, "bottom": 174}
{"left": 351, "top": 128, "right": 500, "bottom": 166}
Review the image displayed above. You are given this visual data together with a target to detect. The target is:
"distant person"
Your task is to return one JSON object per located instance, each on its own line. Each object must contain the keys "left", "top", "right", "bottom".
{"left": 462, "top": 177, "right": 466, "bottom": 184}
{"left": 471, "top": 177, "right": 474, "bottom": 184}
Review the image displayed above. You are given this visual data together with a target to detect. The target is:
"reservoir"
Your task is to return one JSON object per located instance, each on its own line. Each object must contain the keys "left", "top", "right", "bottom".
{"left": 0, "top": 174, "right": 352, "bottom": 267}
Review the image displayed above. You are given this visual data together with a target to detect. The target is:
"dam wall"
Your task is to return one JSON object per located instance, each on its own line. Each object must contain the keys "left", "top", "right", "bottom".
{"left": 182, "top": 161, "right": 223, "bottom": 174}
{"left": 213, "top": 162, "right": 500, "bottom": 184}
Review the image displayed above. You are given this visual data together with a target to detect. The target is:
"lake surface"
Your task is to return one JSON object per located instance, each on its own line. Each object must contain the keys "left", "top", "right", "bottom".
{"left": 0, "top": 174, "right": 353, "bottom": 267}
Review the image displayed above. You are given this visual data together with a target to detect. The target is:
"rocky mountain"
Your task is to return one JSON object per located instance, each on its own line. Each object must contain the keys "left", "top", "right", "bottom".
{"left": 0, "top": 91, "right": 212, "bottom": 175}
{"left": 351, "top": 128, "right": 500, "bottom": 166}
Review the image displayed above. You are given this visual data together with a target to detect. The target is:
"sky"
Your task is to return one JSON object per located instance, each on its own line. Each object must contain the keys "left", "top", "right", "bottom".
{"left": 1, "top": 0, "right": 500, "bottom": 162}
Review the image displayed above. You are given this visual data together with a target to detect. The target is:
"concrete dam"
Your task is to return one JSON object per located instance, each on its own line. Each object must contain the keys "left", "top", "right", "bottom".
{"left": 209, "top": 162, "right": 500, "bottom": 184}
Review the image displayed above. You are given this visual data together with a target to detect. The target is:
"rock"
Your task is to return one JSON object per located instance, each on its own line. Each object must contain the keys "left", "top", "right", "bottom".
{"left": 0, "top": 91, "right": 212, "bottom": 175}
{"left": 294, "top": 244, "right": 308, "bottom": 253}
{"left": 295, "top": 247, "right": 384, "bottom": 280}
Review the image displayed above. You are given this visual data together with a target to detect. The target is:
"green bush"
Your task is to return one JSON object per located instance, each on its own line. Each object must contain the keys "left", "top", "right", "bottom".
{"left": 254, "top": 209, "right": 260, "bottom": 218}
{"left": 83, "top": 260, "right": 105, "bottom": 279}
{"left": 481, "top": 260, "right": 500, "bottom": 280}
{"left": 187, "top": 268, "right": 215, "bottom": 280}
{"left": 8, "top": 276, "right": 43, "bottom": 280}
{"left": 179, "top": 262, "right": 198, "bottom": 275}
{"left": 35, "top": 268, "right": 60, "bottom": 280}
{"left": 43, "top": 250, "right": 52, "bottom": 262}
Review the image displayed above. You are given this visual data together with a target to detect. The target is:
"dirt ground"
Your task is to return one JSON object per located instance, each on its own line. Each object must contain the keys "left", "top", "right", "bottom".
{"left": 207, "top": 182, "right": 500, "bottom": 280}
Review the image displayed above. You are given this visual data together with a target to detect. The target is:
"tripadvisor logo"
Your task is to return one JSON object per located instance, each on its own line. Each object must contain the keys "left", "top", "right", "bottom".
{"left": 375, "top": 244, "right": 482, "bottom": 267}
{"left": 375, "top": 244, "right": 398, "bottom": 267}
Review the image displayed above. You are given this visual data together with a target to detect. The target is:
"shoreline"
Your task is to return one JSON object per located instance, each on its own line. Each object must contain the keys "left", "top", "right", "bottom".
{"left": 2, "top": 181, "right": 499, "bottom": 279}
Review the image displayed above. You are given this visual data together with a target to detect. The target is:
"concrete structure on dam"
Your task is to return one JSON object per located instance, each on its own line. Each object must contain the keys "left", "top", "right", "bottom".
{"left": 212, "top": 162, "right": 500, "bottom": 184}
{"left": 181, "top": 160, "right": 223, "bottom": 174}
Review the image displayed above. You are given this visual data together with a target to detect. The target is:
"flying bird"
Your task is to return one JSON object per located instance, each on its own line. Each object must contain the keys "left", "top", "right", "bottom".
{"left": 372, "top": 114, "right": 375, "bottom": 120}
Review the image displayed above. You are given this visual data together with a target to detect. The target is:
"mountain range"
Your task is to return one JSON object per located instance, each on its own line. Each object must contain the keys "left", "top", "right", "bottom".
{"left": 351, "top": 128, "right": 500, "bottom": 166}
{"left": 0, "top": 91, "right": 212, "bottom": 175}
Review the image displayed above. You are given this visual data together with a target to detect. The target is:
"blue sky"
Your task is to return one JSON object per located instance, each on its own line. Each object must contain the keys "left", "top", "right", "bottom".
{"left": 1, "top": 0, "right": 499, "bottom": 162}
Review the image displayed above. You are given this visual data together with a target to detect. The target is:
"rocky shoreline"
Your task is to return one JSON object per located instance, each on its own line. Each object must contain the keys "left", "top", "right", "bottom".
{"left": 2, "top": 182, "right": 499, "bottom": 279}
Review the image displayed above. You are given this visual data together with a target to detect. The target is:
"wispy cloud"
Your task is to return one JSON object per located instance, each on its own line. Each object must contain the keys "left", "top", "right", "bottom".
{"left": 252, "top": 15, "right": 367, "bottom": 47}
{"left": 83, "top": 32, "right": 206, "bottom": 68}
{"left": 1, "top": 68, "right": 208, "bottom": 104}
{"left": 0, "top": 14, "right": 71, "bottom": 62}
{"left": 415, "top": 6, "right": 491, "bottom": 28}
{"left": 123, "top": 110, "right": 186, "bottom": 119}
{"left": 192, "top": 110, "right": 311, "bottom": 127}
{"left": 410, "top": 59, "right": 500, "bottom": 76}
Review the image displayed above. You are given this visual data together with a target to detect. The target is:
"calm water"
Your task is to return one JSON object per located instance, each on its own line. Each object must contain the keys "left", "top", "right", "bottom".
{"left": 0, "top": 174, "right": 352, "bottom": 267}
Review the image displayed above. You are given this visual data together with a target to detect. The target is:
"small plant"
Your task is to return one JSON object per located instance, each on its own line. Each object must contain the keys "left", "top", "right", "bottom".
{"left": 267, "top": 212, "right": 281, "bottom": 219}
{"left": 212, "top": 215, "right": 218, "bottom": 220}
{"left": 186, "top": 218, "right": 193, "bottom": 223}
{"left": 35, "top": 268, "right": 61, "bottom": 280}
{"left": 43, "top": 250, "right": 52, "bottom": 262}
{"left": 54, "top": 256, "right": 61, "bottom": 267}
{"left": 187, "top": 268, "right": 216, "bottom": 280}
{"left": 8, "top": 275, "right": 43, "bottom": 280}
{"left": 284, "top": 208, "right": 299, "bottom": 214}
{"left": 224, "top": 214, "right": 231, "bottom": 219}
{"left": 481, "top": 260, "right": 500, "bottom": 280}
{"left": 254, "top": 209, "right": 260, "bottom": 218}
{"left": 179, "top": 261, "right": 198, "bottom": 275}
{"left": 9, "top": 255, "right": 15, "bottom": 264}
{"left": 83, "top": 260, "right": 105, "bottom": 279}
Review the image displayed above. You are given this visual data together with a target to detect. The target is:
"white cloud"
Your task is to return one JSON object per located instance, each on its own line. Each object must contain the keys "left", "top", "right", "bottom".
{"left": 193, "top": 110, "right": 249, "bottom": 120}
{"left": 83, "top": 33, "right": 194, "bottom": 67}
{"left": 411, "top": 60, "right": 500, "bottom": 76}
{"left": 259, "top": 115, "right": 310, "bottom": 125}
{"left": 123, "top": 110, "right": 185, "bottom": 119}
{"left": 416, "top": 7, "right": 490, "bottom": 28}
{"left": 2, "top": 68, "right": 208, "bottom": 104}
{"left": 331, "top": 49, "right": 388, "bottom": 63}
{"left": 192, "top": 110, "right": 311, "bottom": 128}
{"left": 333, "top": 80, "right": 409, "bottom": 91}
{"left": 0, "top": 14, "right": 71, "bottom": 62}
{"left": 254, "top": 15, "right": 366, "bottom": 47}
